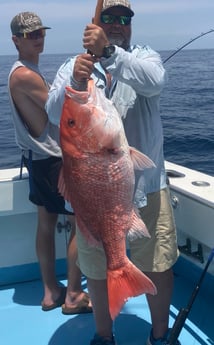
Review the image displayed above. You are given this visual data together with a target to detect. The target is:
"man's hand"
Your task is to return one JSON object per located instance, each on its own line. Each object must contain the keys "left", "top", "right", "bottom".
{"left": 73, "top": 53, "right": 97, "bottom": 82}
{"left": 83, "top": 24, "right": 109, "bottom": 57}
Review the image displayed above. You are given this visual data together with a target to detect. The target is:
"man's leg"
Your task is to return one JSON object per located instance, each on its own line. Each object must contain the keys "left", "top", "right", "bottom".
{"left": 87, "top": 278, "right": 113, "bottom": 340}
{"left": 63, "top": 215, "right": 92, "bottom": 310}
{"left": 145, "top": 269, "right": 174, "bottom": 339}
{"left": 129, "top": 189, "right": 179, "bottom": 341}
{"left": 36, "top": 205, "right": 61, "bottom": 306}
{"left": 75, "top": 227, "right": 114, "bottom": 341}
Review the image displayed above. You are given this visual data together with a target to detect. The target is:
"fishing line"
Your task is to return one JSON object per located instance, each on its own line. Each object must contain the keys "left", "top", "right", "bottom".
{"left": 167, "top": 248, "right": 214, "bottom": 345}
{"left": 163, "top": 29, "right": 214, "bottom": 63}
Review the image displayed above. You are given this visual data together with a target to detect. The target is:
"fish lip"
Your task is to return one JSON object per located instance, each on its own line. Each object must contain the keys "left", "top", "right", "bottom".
{"left": 65, "top": 89, "right": 89, "bottom": 104}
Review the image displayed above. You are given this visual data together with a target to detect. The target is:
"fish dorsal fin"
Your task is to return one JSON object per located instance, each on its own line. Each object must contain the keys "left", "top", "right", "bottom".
{"left": 130, "top": 147, "right": 156, "bottom": 170}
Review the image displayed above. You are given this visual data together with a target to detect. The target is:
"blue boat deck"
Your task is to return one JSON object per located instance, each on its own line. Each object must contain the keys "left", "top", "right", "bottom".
{"left": 0, "top": 257, "right": 213, "bottom": 345}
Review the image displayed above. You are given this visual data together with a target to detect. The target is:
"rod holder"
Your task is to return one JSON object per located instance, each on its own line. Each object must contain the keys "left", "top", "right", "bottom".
{"left": 178, "top": 238, "right": 204, "bottom": 263}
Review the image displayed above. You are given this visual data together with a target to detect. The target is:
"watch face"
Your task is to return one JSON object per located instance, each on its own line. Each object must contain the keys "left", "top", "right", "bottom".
{"left": 103, "top": 45, "right": 115, "bottom": 58}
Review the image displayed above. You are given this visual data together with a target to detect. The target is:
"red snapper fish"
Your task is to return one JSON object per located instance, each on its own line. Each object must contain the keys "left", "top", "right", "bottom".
{"left": 58, "top": 79, "right": 157, "bottom": 320}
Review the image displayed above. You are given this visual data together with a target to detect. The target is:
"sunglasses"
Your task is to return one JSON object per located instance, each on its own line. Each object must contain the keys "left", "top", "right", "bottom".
{"left": 100, "top": 14, "right": 132, "bottom": 26}
{"left": 16, "top": 28, "right": 46, "bottom": 40}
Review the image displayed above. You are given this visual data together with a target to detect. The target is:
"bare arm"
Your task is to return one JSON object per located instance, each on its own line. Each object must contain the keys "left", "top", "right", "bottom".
{"left": 9, "top": 66, "right": 48, "bottom": 138}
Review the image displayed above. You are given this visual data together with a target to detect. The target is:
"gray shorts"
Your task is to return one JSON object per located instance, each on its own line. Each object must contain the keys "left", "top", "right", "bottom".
{"left": 76, "top": 187, "right": 179, "bottom": 279}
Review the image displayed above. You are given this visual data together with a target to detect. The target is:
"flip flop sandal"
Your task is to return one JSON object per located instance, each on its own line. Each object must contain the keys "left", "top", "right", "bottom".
{"left": 41, "top": 286, "right": 67, "bottom": 311}
{"left": 61, "top": 292, "right": 93, "bottom": 315}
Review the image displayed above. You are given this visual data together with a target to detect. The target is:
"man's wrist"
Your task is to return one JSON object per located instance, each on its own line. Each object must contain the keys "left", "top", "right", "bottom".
{"left": 70, "top": 76, "right": 87, "bottom": 91}
{"left": 102, "top": 45, "right": 115, "bottom": 58}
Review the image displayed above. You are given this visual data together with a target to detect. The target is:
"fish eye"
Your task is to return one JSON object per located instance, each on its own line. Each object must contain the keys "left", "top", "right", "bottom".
{"left": 68, "top": 119, "right": 75, "bottom": 127}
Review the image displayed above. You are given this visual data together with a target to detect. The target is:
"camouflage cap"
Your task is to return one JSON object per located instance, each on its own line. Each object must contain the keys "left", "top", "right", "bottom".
{"left": 102, "top": 0, "right": 134, "bottom": 16}
{"left": 10, "top": 12, "right": 51, "bottom": 35}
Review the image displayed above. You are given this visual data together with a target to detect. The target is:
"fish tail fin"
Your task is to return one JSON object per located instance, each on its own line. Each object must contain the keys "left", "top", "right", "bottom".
{"left": 127, "top": 208, "right": 151, "bottom": 240}
{"left": 108, "top": 260, "right": 157, "bottom": 320}
{"left": 130, "top": 147, "right": 156, "bottom": 170}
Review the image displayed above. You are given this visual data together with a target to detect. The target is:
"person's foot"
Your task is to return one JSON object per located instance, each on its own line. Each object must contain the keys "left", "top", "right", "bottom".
{"left": 62, "top": 291, "right": 93, "bottom": 315}
{"left": 146, "top": 328, "right": 181, "bottom": 345}
{"left": 41, "top": 286, "right": 66, "bottom": 311}
{"left": 90, "top": 333, "right": 116, "bottom": 345}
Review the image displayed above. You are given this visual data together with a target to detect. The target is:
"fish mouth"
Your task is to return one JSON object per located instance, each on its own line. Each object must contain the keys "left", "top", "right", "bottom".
{"left": 65, "top": 88, "right": 88, "bottom": 104}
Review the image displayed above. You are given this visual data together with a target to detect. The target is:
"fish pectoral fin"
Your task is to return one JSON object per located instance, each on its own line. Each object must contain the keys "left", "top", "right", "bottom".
{"left": 129, "top": 147, "right": 156, "bottom": 170}
{"left": 107, "top": 260, "right": 157, "bottom": 320}
{"left": 127, "top": 209, "right": 151, "bottom": 240}
{"left": 58, "top": 167, "right": 75, "bottom": 213}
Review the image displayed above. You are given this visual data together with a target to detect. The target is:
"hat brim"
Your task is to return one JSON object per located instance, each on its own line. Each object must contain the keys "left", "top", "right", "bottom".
{"left": 102, "top": 5, "right": 134, "bottom": 17}
{"left": 22, "top": 25, "right": 51, "bottom": 33}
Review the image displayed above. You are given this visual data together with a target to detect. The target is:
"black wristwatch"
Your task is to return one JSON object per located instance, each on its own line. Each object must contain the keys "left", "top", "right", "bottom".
{"left": 102, "top": 45, "right": 115, "bottom": 58}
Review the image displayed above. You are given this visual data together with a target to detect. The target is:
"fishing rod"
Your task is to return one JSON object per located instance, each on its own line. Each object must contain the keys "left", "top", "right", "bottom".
{"left": 93, "top": 0, "right": 104, "bottom": 25}
{"left": 163, "top": 29, "right": 214, "bottom": 63}
{"left": 87, "top": 0, "right": 103, "bottom": 55}
{"left": 166, "top": 247, "right": 214, "bottom": 345}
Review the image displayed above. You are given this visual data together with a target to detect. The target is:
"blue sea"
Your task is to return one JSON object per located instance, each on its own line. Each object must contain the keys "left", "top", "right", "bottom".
{"left": 0, "top": 49, "right": 213, "bottom": 176}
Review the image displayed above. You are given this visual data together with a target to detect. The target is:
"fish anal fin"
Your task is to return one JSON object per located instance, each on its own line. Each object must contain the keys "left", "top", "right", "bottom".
{"left": 130, "top": 147, "right": 156, "bottom": 170}
{"left": 76, "top": 217, "right": 102, "bottom": 247}
{"left": 107, "top": 260, "right": 157, "bottom": 320}
{"left": 127, "top": 209, "right": 151, "bottom": 240}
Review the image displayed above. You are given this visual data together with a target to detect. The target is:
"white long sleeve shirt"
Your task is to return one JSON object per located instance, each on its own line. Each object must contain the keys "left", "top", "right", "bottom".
{"left": 46, "top": 44, "right": 168, "bottom": 207}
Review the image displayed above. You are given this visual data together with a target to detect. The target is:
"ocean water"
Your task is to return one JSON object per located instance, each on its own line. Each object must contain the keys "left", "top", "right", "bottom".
{"left": 0, "top": 49, "right": 213, "bottom": 175}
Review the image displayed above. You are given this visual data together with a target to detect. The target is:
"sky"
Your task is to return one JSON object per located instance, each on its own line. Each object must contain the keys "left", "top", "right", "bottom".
{"left": 1, "top": 0, "right": 214, "bottom": 56}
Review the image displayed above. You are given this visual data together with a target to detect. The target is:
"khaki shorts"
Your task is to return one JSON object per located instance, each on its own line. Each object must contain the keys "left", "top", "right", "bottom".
{"left": 76, "top": 187, "right": 179, "bottom": 279}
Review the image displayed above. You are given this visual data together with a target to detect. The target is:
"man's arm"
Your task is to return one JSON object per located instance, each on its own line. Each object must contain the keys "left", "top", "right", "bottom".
{"left": 101, "top": 45, "right": 167, "bottom": 97}
{"left": 82, "top": 24, "right": 166, "bottom": 97}
{"left": 46, "top": 55, "right": 95, "bottom": 126}
{"left": 9, "top": 66, "right": 48, "bottom": 138}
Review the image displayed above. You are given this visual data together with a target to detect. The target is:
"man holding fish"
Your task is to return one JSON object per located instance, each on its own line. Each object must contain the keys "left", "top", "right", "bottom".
{"left": 46, "top": 1, "right": 180, "bottom": 344}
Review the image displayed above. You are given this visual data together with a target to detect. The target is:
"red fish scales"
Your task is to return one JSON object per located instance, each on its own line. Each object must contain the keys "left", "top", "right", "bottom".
{"left": 61, "top": 148, "right": 134, "bottom": 251}
{"left": 58, "top": 80, "right": 157, "bottom": 320}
